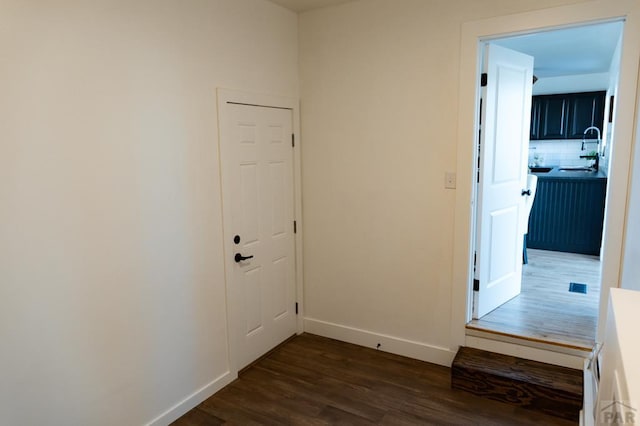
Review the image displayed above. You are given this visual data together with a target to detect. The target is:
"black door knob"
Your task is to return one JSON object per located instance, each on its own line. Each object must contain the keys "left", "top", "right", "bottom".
{"left": 521, "top": 189, "right": 532, "bottom": 196}
{"left": 235, "top": 253, "right": 254, "bottom": 263}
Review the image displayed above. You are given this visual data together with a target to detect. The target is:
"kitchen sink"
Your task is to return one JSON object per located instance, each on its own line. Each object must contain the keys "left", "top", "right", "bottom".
{"left": 529, "top": 166, "right": 553, "bottom": 173}
{"left": 558, "top": 166, "right": 596, "bottom": 172}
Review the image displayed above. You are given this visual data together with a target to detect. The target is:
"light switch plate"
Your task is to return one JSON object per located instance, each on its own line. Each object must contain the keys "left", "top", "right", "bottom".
{"left": 445, "top": 172, "right": 456, "bottom": 189}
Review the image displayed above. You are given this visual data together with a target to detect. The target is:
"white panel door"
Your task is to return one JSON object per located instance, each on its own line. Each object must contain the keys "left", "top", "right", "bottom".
{"left": 219, "top": 102, "right": 296, "bottom": 370}
{"left": 474, "top": 44, "right": 534, "bottom": 319}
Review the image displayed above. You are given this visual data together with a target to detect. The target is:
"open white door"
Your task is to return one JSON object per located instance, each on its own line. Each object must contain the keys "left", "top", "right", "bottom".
{"left": 473, "top": 44, "right": 533, "bottom": 319}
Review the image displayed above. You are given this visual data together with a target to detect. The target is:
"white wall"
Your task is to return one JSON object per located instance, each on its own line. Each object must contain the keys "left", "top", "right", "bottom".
{"left": 601, "top": 33, "right": 623, "bottom": 180}
{"left": 621, "top": 101, "right": 640, "bottom": 292}
{"left": 0, "top": 1, "right": 298, "bottom": 425}
{"left": 298, "top": 0, "right": 594, "bottom": 363}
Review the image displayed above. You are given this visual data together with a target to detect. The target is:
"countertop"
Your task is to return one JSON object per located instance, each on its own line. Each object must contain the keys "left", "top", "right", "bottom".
{"left": 530, "top": 166, "right": 607, "bottom": 180}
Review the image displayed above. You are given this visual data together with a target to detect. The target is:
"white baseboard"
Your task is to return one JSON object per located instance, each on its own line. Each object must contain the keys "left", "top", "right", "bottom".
{"left": 304, "top": 317, "right": 456, "bottom": 367}
{"left": 146, "top": 370, "right": 236, "bottom": 426}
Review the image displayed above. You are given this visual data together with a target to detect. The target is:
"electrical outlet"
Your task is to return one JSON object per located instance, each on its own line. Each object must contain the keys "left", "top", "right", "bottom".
{"left": 445, "top": 172, "right": 457, "bottom": 189}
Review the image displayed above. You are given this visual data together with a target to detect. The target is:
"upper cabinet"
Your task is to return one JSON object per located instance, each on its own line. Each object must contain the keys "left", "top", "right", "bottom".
{"left": 540, "top": 96, "right": 570, "bottom": 139}
{"left": 530, "top": 91, "right": 605, "bottom": 140}
{"left": 530, "top": 97, "right": 541, "bottom": 140}
{"left": 567, "top": 92, "right": 606, "bottom": 139}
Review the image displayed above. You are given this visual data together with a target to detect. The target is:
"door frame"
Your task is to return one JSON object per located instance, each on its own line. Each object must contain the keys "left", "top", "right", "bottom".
{"left": 451, "top": 0, "right": 640, "bottom": 351}
{"left": 216, "top": 88, "right": 303, "bottom": 375}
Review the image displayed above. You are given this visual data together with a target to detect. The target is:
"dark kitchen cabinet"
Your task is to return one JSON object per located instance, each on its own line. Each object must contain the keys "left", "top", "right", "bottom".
{"left": 530, "top": 97, "right": 541, "bottom": 140}
{"left": 567, "top": 92, "right": 606, "bottom": 139}
{"left": 540, "top": 96, "right": 569, "bottom": 139}
{"left": 530, "top": 91, "right": 606, "bottom": 140}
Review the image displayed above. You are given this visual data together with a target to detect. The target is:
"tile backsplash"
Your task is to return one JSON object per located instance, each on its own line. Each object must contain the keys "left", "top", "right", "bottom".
{"left": 528, "top": 139, "right": 608, "bottom": 171}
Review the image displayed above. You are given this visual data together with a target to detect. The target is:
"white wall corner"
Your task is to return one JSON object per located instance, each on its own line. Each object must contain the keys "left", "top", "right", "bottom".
{"left": 304, "top": 318, "right": 456, "bottom": 367}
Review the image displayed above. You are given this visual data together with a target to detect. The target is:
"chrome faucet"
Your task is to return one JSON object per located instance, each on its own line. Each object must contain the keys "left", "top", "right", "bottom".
{"left": 580, "top": 126, "right": 601, "bottom": 172}
{"left": 582, "top": 126, "right": 601, "bottom": 151}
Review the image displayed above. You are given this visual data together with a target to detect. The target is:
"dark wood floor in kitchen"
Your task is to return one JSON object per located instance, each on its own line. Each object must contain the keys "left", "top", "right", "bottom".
{"left": 172, "top": 333, "right": 576, "bottom": 425}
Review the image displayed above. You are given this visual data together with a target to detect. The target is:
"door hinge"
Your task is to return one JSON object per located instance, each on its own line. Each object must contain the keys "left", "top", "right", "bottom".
{"left": 292, "top": 133, "right": 295, "bottom": 147}
{"left": 473, "top": 279, "right": 480, "bottom": 291}
{"left": 294, "top": 220, "right": 297, "bottom": 234}
{"left": 481, "top": 73, "right": 488, "bottom": 87}
{"left": 295, "top": 302, "right": 299, "bottom": 315}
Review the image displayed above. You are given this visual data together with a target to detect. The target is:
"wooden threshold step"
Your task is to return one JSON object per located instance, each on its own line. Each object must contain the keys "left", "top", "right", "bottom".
{"left": 451, "top": 346, "right": 583, "bottom": 421}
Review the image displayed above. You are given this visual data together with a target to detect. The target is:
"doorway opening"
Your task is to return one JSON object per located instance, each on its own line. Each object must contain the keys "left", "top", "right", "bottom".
{"left": 467, "top": 20, "right": 624, "bottom": 352}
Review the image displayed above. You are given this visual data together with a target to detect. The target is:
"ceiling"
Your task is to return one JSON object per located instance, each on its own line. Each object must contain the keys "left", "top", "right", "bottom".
{"left": 494, "top": 21, "right": 623, "bottom": 78}
{"left": 268, "top": 2, "right": 622, "bottom": 78}
{"left": 267, "top": 0, "right": 354, "bottom": 12}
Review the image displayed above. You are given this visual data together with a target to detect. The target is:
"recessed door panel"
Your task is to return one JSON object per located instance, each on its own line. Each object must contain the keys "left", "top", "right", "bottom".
{"left": 272, "top": 257, "right": 288, "bottom": 319}
{"left": 239, "top": 123, "right": 256, "bottom": 144}
{"left": 270, "top": 161, "right": 286, "bottom": 237}
{"left": 493, "top": 66, "right": 528, "bottom": 184}
{"left": 269, "top": 124, "right": 283, "bottom": 143}
{"left": 488, "top": 207, "right": 519, "bottom": 285}
{"left": 240, "top": 163, "right": 260, "bottom": 245}
{"left": 244, "top": 267, "right": 263, "bottom": 335}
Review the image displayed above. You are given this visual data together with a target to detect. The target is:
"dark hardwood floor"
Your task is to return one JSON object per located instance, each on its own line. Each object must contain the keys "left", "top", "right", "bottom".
{"left": 172, "top": 333, "right": 577, "bottom": 425}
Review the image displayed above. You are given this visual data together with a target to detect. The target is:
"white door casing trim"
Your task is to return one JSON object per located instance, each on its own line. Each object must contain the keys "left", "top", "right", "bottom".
{"left": 216, "top": 88, "right": 303, "bottom": 375}
{"left": 452, "top": 0, "right": 640, "bottom": 351}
